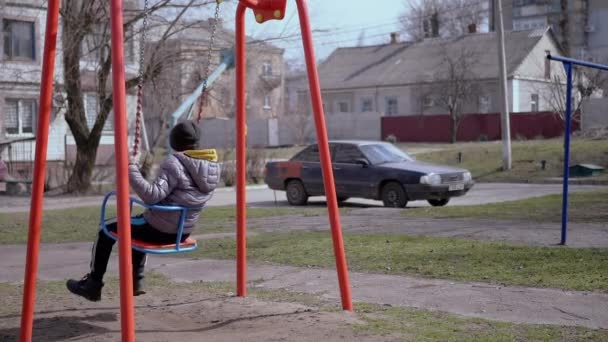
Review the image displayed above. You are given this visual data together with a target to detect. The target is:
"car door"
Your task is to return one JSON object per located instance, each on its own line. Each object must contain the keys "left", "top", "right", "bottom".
{"left": 332, "top": 144, "right": 376, "bottom": 198}
{"left": 292, "top": 144, "right": 324, "bottom": 195}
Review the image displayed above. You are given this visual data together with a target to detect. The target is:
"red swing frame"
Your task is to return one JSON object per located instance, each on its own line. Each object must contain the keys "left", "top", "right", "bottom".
{"left": 19, "top": 1, "right": 352, "bottom": 341}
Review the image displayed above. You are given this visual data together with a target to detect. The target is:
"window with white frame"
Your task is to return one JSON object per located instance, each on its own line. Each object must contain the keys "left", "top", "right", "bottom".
{"left": 422, "top": 95, "right": 434, "bottom": 110}
{"left": 81, "top": 25, "right": 134, "bottom": 63}
{"left": 263, "top": 94, "right": 271, "bottom": 109}
{"left": 262, "top": 61, "right": 272, "bottom": 76}
{"left": 478, "top": 95, "right": 491, "bottom": 113}
{"left": 385, "top": 97, "right": 398, "bottom": 116}
{"left": 84, "top": 93, "right": 113, "bottom": 131}
{"left": 361, "top": 98, "right": 373, "bottom": 112}
{"left": 530, "top": 94, "right": 539, "bottom": 112}
{"left": 3, "top": 19, "right": 36, "bottom": 61}
{"left": 338, "top": 101, "right": 349, "bottom": 113}
{"left": 4, "top": 99, "right": 36, "bottom": 135}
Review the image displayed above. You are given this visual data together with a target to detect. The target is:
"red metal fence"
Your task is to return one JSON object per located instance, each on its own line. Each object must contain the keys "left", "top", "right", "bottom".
{"left": 381, "top": 112, "right": 579, "bottom": 142}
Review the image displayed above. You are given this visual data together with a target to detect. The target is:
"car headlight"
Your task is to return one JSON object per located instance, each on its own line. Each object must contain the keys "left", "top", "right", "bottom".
{"left": 420, "top": 173, "right": 441, "bottom": 185}
{"left": 463, "top": 171, "right": 472, "bottom": 183}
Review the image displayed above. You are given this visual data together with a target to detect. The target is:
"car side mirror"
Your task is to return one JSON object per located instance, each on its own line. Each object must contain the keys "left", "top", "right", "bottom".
{"left": 355, "top": 158, "right": 370, "bottom": 167}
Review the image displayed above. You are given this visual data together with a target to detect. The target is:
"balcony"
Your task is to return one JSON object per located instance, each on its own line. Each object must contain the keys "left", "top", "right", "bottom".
{"left": 259, "top": 73, "right": 282, "bottom": 90}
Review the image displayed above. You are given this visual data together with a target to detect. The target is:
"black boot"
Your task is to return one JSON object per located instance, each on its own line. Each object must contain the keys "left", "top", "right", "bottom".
{"left": 66, "top": 274, "right": 104, "bottom": 302}
{"left": 133, "top": 276, "right": 146, "bottom": 296}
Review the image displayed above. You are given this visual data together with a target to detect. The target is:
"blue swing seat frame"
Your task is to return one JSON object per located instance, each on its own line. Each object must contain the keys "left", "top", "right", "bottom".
{"left": 100, "top": 191, "right": 198, "bottom": 255}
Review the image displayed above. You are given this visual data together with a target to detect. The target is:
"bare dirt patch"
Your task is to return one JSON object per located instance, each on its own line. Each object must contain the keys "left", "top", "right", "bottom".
{"left": 0, "top": 284, "right": 382, "bottom": 342}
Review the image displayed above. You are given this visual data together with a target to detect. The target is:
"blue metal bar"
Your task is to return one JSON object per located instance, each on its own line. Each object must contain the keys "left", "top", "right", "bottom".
{"left": 175, "top": 208, "right": 188, "bottom": 251}
{"left": 99, "top": 191, "right": 198, "bottom": 254}
{"left": 170, "top": 52, "right": 233, "bottom": 124}
{"left": 560, "top": 62, "right": 573, "bottom": 245}
{"left": 548, "top": 54, "right": 608, "bottom": 72}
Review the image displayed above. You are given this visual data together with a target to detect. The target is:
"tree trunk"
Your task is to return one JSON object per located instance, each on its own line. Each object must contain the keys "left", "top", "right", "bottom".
{"left": 66, "top": 142, "right": 98, "bottom": 193}
{"left": 450, "top": 111, "right": 458, "bottom": 143}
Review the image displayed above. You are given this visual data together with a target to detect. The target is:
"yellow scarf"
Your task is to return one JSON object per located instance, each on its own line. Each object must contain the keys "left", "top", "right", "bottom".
{"left": 184, "top": 149, "right": 218, "bottom": 162}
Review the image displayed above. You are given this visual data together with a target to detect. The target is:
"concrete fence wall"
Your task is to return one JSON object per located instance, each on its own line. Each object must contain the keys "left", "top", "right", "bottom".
{"left": 582, "top": 98, "right": 608, "bottom": 130}
{"left": 199, "top": 112, "right": 384, "bottom": 148}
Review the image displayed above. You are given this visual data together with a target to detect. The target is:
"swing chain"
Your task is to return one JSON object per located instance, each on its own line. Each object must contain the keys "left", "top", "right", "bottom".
{"left": 133, "top": 0, "right": 150, "bottom": 156}
{"left": 196, "top": 1, "right": 222, "bottom": 123}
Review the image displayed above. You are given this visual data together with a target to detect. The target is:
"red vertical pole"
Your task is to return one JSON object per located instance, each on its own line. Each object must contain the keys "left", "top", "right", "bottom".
{"left": 235, "top": 3, "right": 248, "bottom": 297}
{"left": 295, "top": 0, "right": 353, "bottom": 311}
{"left": 109, "top": 0, "right": 136, "bottom": 341}
{"left": 19, "top": 0, "right": 61, "bottom": 340}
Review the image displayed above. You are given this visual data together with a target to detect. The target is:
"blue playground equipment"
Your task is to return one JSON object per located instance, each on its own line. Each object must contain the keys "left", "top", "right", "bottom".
{"left": 100, "top": 191, "right": 199, "bottom": 254}
{"left": 547, "top": 54, "right": 608, "bottom": 245}
{"left": 170, "top": 49, "right": 235, "bottom": 127}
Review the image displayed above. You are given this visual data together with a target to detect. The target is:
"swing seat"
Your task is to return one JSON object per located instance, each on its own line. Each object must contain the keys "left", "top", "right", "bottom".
{"left": 100, "top": 191, "right": 199, "bottom": 255}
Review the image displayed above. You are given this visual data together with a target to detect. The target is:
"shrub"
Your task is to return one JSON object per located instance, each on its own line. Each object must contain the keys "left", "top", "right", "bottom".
{"left": 385, "top": 134, "right": 398, "bottom": 144}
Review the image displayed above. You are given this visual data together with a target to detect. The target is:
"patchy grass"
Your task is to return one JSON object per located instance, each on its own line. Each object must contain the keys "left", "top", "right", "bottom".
{"left": 0, "top": 205, "right": 348, "bottom": 244}
{"left": 415, "top": 138, "right": 608, "bottom": 183}
{"left": 407, "top": 190, "right": 608, "bottom": 223}
{"left": 194, "top": 232, "right": 608, "bottom": 291}
{"left": 355, "top": 303, "right": 608, "bottom": 341}
{"left": 0, "top": 278, "right": 606, "bottom": 341}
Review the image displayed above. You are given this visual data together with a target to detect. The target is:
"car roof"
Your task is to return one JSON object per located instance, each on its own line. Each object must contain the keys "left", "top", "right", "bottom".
{"left": 325, "top": 140, "right": 387, "bottom": 146}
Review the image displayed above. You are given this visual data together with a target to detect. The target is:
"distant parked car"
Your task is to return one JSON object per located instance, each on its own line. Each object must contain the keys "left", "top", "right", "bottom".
{"left": 264, "top": 140, "right": 474, "bottom": 208}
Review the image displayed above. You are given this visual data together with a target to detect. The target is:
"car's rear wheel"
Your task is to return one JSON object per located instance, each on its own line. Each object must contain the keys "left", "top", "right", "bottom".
{"left": 428, "top": 198, "right": 450, "bottom": 207}
{"left": 381, "top": 182, "right": 408, "bottom": 208}
{"left": 286, "top": 179, "right": 308, "bottom": 206}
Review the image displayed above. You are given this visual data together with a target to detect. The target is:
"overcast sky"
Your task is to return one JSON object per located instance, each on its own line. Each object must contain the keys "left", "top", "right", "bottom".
{"left": 218, "top": 0, "right": 406, "bottom": 64}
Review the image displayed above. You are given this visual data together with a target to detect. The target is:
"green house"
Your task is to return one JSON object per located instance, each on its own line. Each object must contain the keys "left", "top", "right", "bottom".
{"left": 569, "top": 164, "right": 605, "bottom": 177}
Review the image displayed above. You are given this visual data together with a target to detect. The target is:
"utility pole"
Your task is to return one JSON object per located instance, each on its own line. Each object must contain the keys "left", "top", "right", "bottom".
{"left": 495, "top": 0, "right": 512, "bottom": 170}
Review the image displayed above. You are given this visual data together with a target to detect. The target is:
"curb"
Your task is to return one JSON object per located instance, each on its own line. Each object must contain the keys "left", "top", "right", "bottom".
{"left": 215, "top": 184, "right": 269, "bottom": 193}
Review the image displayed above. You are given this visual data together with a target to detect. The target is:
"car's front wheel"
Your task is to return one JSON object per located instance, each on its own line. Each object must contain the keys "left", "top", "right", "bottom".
{"left": 381, "top": 182, "right": 408, "bottom": 208}
{"left": 286, "top": 179, "right": 308, "bottom": 206}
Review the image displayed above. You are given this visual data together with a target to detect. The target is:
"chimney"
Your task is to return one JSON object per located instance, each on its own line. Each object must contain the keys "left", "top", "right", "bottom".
{"left": 390, "top": 32, "right": 400, "bottom": 44}
{"left": 468, "top": 23, "right": 477, "bottom": 34}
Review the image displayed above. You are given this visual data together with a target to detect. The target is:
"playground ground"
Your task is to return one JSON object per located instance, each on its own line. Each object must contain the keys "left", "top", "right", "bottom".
{"left": 1, "top": 189, "right": 608, "bottom": 341}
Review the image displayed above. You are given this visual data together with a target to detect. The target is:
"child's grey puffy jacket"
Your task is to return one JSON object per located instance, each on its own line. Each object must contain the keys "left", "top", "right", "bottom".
{"left": 128, "top": 152, "right": 220, "bottom": 235}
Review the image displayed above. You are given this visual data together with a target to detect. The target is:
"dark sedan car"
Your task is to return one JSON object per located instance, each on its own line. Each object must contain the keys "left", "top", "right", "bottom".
{"left": 264, "top": 141, "right": 474, "bottom": 208}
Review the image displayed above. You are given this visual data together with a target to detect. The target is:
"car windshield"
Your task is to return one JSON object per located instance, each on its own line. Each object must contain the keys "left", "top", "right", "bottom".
{"left": 360, "top": 143, "right": 414, "bottom": 165}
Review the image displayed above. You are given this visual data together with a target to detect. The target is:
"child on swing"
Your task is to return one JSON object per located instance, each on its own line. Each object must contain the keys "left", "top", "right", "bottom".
{"left": 67, "top": 121, "right": 220, "bottom": 301}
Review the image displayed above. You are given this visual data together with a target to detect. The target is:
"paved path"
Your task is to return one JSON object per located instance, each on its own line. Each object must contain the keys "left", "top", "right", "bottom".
{"left": 1, "top": 241, "right": 607, "bottom": 329}
{"left": 0, "top": 183, "right": 605, "bottom": 213}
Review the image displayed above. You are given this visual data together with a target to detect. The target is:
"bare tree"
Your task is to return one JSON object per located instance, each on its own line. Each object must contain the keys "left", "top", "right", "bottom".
{"left": 542, "top": 64, "right": 608, "bottom": 123}
{"left": 399, "top": 0, "right": 488, "bottom": 41}
{"left": 421, "top": 46, "right": 480, "bottom": 143}
{"left": 59, "top": 0, "right": 216, "bottom": 193}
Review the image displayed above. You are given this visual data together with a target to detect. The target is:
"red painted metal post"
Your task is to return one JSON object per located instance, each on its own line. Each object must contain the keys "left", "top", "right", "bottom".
{"left": 295, "top": 0, "right": 353, "bottom": 311}
{"left": 19, "top": 1, "right": 61, "bottom": 340}
{"left": 109, "top": 0, "right": 136, "bottom": 341}
{"left": 235, "top": 3, "right": 248, "bottom": 297}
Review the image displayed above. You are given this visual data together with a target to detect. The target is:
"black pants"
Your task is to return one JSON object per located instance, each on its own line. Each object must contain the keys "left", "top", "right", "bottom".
{"left": 89, "top": 215, "right": 189, "bottom": 282}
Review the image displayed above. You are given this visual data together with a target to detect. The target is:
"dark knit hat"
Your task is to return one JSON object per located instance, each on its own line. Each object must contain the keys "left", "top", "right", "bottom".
{"left": 170, "top": 121, "right": 201, "bottom": 151}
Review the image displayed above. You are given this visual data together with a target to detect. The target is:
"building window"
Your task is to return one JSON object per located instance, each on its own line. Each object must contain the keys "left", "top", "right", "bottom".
{"left": 530, "top": 94, "right": 539, "bottom": 112}
{"left": 361, "top": 98, "right": 373, "bottom": 112}
{"left": 3, "top": 20, "right": 36, "bottom": 61}
{"left": 478, "top": 95, "right": 491, "bottom": 113}
{"left": 544, "top": 50, "right": 551, "bottom": 79}
{"left": 4, "top": 99, "right": 36, "bottom": 135}
{"left": 84, "top": 93, "right": 112, "bottom": 131}
{"left": 385, "top": 97, "right": 398, "bottom": 116}
{"left": 262, "top": 61, "right": 272, "bottom": 76}
{"left": 338, "top": 101, "right": 349, "bottom": 113}
{"left": 81, "top": 25, "right": 134, "bottom": 63}
{"left": 263, "top": 94, "right": 271, "bottom": 110}
{"left": 422, "top": 96, "right": 434, "bottom": 110}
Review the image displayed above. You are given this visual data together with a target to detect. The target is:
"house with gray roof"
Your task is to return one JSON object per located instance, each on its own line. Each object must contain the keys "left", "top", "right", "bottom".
{"left": 294, "top": 28, "right": 565, "bottom": 118}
